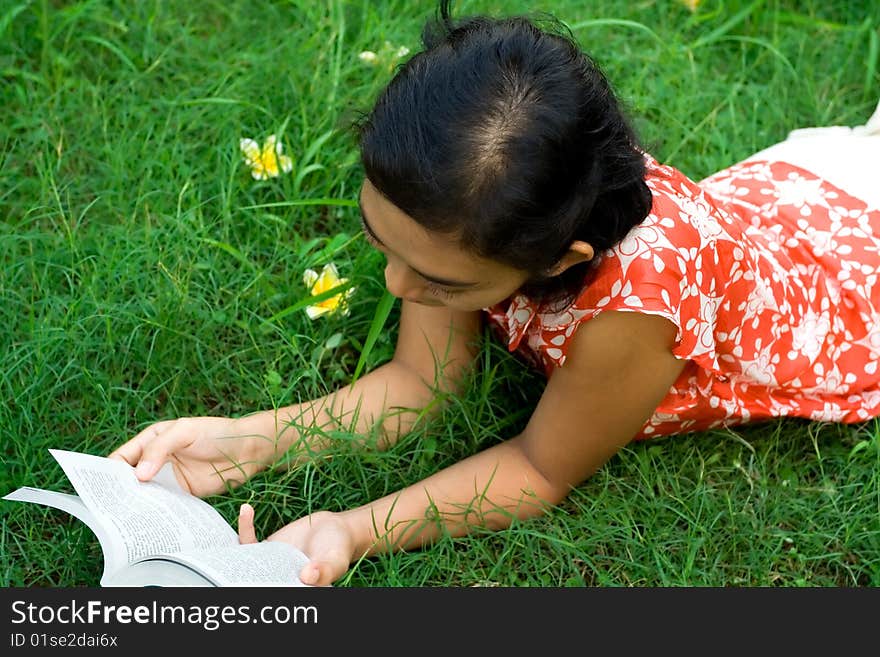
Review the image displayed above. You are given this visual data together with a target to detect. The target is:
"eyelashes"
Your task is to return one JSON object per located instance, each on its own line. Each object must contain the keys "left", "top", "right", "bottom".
{"left": 362, "top": 226, "right": 381, "bottom": 248}
{"left": 425, "top": 281, "right": 455, "bottom": 300}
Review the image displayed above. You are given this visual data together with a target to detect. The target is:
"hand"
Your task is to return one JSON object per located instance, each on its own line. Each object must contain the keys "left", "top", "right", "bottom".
{"left": 238, "top": 504, "right": 357, "bottom": 586}
{"left": 109, "top": 416, "right": 272, "bottom": 497}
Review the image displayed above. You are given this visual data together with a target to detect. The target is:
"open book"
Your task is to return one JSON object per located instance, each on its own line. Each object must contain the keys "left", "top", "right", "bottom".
{"left": 3, "top": 449, "right": 311, "bottom": 587}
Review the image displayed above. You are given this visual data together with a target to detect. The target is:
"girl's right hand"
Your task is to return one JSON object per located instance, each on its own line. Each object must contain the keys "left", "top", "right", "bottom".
{"left": 108, "top": 416, "right": 272, "bottom": 497}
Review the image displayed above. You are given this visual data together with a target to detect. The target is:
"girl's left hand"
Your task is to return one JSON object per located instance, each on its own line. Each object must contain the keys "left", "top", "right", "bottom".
{"left": 237, "top": 504, "right": 357, "bottom": 586}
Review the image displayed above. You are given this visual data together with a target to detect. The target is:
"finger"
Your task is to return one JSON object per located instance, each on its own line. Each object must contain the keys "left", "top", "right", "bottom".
{"left": 134, "top": 422, "right": 195, "bottom": 481}
{"left": 108, "top": 432, "right": 148, "bottom": 466}
{"left": 299, "top": 556, "right": 346, "bottom": 587}
{"left": 108, "top": 420, "right": 176, "bottom": 468}
{"left": 238, "top": 504, "right": 258, "bottom": 544}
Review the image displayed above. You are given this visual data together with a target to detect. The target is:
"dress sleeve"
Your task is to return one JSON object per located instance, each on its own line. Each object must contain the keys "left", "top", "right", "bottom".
{"left": 536, "top": 183, "right": 733, "bottom": 376}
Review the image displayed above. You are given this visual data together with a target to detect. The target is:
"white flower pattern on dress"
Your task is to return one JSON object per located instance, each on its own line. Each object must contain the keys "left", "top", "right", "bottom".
{"left": 484, "top": 154, "right": 880, "bottom": 438}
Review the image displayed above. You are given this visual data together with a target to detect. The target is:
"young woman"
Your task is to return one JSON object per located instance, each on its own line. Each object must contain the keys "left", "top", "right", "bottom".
{"left": 110, "top": 1, "right": 880, "bottom": 585}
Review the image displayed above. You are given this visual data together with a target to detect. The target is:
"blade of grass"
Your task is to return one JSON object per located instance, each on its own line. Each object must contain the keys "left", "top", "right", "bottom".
{"left": 566, "top": 18, "right": 664, "bottom": 46}
{"left": 199, "top": 238, "right": 257, "bottom": 271}
{"left": 351, "top": 289, "right": 395, "bottom": 382}
{"left": 81, "top": 35, "right": 138, "bottom": 73}
{"left": 0, "top": 2, "right": 29, "bottom": 41}
{"left": 865, "top": 27, "right": 878, "bottom": 100}
{"left": 690, "top": 0, "right": 764, "bottom": 50}
{"left": 238, "top": 198, "right": 357, "bottom": 211}
{"left": 709, "top": 35, "right": 797, "bottom": 77}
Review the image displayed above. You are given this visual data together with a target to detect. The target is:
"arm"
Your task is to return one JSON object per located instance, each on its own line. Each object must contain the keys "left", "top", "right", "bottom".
{"left": 243, "top": 299, "right": 481, "bottom": 458}
{"left": 110, "top": 301, "right": 481, "bottom": 496}
{"left": 247, "top": 310, "right": 688, "bottom": 584}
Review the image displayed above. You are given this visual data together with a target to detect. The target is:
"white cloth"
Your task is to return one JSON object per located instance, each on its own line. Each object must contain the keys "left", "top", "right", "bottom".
{"left": 744, "top": 98, "right": 880, "bottom": 207}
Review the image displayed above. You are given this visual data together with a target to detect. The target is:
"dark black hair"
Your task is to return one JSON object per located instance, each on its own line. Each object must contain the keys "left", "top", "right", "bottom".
{"left": 356, "top": 0, "right": 652, "bottom": 302}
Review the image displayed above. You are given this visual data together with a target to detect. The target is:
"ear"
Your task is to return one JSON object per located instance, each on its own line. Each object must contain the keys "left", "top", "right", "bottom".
{"left": 546, "top": 240, "right": 595, "bottom": 277}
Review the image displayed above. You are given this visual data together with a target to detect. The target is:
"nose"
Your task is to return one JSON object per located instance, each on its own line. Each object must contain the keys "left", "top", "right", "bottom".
{"left": 384, "top": 260, "right": 423, "bottom": 300}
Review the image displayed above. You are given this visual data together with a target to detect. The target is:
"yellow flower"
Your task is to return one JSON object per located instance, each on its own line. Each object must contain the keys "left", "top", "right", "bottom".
{"left": 239, "top": 134, "right": 293, "bottom": 180}
{"left": 679, "top": 0, "right": 701, "bottom": 11}
{"left": 302, "top": 263, "right": 354, "bottom": 319}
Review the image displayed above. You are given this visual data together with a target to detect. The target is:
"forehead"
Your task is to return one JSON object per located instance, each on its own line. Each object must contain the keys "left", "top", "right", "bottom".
{"left": 358, "top": 180, "right": 517, "bottom": 282}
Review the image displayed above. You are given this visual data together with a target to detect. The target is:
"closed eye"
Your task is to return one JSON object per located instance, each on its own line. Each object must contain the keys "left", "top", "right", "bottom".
{"left": 362, "top": 229, "right": 380, "bottom": 248}
{"left": 425, "top": 280, "right": 456, "bottom": 299}
{"left": 357, "top": 197, "right": 479, "bottom": 290}
{"left": 359, "top": 214, "right": 383, "bottom": 249}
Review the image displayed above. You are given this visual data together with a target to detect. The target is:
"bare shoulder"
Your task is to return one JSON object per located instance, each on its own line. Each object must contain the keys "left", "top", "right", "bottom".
{"left": 517, "top": 309, "right": 686, "bottom": 489}
{"left": 553, "top": 309, "right": 683, "bottom": 387}
{"left": 577, "top": 309, "right": 680, "bottom": 355}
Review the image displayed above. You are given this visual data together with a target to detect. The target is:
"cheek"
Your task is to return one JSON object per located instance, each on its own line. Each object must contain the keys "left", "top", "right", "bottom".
{"left": 454, "top": 283, "right": 526, "bottom": 311}
{"left": 487, "top": 274, "right": 530, "bottom": 302}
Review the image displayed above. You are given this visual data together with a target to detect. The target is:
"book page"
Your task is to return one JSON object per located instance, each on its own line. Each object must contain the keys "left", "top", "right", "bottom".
{"left": 3, "top": 487, "right": 128, "bottom": 580}
{"left": 102, "top": 559, "right": 215, "bottom": 587}
{"left": 158, "top": 541, "right": 312, "bottom": 586}
{"left": 48, "top": 449, "right": 238, "bottom": 568}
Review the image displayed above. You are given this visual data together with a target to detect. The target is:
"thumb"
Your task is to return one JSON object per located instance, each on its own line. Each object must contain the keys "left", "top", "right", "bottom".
{"left": 134, "top": 425, "right": 189, "bottom": 483}
{"left": 118, "top": 420, "right": 178, "bottom": 481}
{"left": 298, "top": 553, "right": 348, "bottom": 587}
{"left": 134, "top": 459, "right": 160, "bottom": 482}
{"left": 237, "top": 503, "right": 258, "bottom": 544}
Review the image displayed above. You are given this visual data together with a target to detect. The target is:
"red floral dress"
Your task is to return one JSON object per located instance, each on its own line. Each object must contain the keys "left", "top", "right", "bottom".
{"left": 483, "top": 155, "right": 880, "bottom": 439}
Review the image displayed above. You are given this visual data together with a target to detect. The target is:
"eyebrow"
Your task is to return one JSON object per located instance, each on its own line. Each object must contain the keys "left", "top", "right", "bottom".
{"left": 357, "top": 195, "right": 479, "bottom": 289}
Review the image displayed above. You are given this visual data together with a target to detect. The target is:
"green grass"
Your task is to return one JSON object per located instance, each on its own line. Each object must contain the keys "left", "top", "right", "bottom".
{"left": 2, "top": 0, "right": 879, "bottom": 587}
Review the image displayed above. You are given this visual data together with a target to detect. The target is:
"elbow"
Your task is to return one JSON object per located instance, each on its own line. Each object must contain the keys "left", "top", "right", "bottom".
{"left": 509, "top": 435, "right": 574, "bottom": 507}
{"left": 395, "top": 353, "right": 474, "bottom": 407}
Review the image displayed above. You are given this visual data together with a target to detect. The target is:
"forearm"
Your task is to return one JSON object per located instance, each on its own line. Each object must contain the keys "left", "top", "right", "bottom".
{"left": 341, "top": 436, "right": 569, "bottom": 557}
{"left": 235, "top": 360, "right": 448, "bottom": 465}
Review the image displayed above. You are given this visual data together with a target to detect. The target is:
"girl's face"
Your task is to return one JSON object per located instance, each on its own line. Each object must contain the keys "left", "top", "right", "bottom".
{"left": 359, "top": 178, "right": 530, "bottom": 312}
